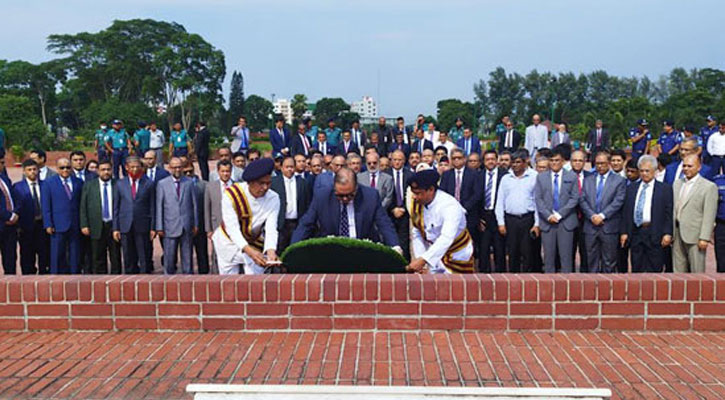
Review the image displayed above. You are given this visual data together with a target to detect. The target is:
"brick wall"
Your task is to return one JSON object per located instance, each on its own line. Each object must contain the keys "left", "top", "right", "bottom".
{"left": 0, "top": 274, "right": 724, "bottom": 331}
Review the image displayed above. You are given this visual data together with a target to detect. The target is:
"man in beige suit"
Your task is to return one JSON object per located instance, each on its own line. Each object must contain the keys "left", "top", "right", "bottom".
{"left": 673, "top": 154, "right": 718, "bottom": 272}
{"left": 204, "top": 160, "right": 233, "bottom": 273}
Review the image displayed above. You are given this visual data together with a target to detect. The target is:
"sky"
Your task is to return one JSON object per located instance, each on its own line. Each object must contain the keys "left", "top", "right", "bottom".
{"left": 1, "top": 0, "right": 723, "bottom": 120}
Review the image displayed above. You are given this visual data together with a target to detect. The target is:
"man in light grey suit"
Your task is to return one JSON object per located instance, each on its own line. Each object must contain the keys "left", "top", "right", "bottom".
{"left": 673, "top": 154, "right": 718, "bottom": 272}
{"left": 358, "top": 152, "right": 393, "bottom": 209}
{"left": 156, "top": 157, "right": 198, "bottom": 274}
{"left": 579, "top": 151, "right": 626, "bottom": 273}
{"left": 535, "top": 147, "right": 580, "bottom": 273}
{"left": 551, "top": 123, "right": 571, "bottom": 147}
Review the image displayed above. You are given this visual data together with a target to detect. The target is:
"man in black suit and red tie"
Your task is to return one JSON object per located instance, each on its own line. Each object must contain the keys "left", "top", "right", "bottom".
{"left": 290, "top": 122, "right": 313, "bottom": 157}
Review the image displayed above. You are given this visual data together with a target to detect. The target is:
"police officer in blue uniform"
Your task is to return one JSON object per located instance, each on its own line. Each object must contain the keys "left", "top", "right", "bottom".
{"left": 713, "top": 173, "right": 725, "bottom": 272}
{"left": 657, "top": 120, "right": 681, "bottom": 160}
{"left": 701, "top": 115, "right": 719, "bottom": 164}
{"left": 681, "top": 125, "right": 702, "bottom": 148}
{"left": 629, "top": 119, "right": 652, "bottom": 160}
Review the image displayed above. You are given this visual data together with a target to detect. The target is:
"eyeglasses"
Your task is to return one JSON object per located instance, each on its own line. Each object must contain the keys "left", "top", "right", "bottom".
{"left": 58, "top": 166, "right": 71, "bottom": 170}
{"left": 335, "top": 192, "right": 355, "bottom": 201}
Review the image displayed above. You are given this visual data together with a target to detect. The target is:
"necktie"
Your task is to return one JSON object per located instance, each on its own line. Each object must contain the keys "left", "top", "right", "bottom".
{"left": 395, "top": 170, "right": 403, "bottom": 207}
{"left": 339, "top": 202, "right": 349, "bottom": 237}
{"left": 302, "top": 135, "right": 309, "bottom": 154}
{"left": 597, "top": 129, "right": 602, "bottom": 146}
{"left": 321, "top": 143, "right": 326, "bottom": 154}
{"left": 596, "top": 174, "right": 605, "bottom": 213}
{"left": 419, "top": 141, "right": 423, "bottom": 153}
{"left": 485, "top": 171, "right": 493, "bottom": 209}
{"left": 62, "top": 179, "right": 72, "bottom": 199}
{"left": 0, "top": 181, "right": 11, "bottom": 211}
{"left": 131, "top": 179, "right": 137, "bottom": 200}
{"left": 465, "top": 139, "right": 470, "bottom": 155}
{"left": 175, "top": 180, "right": 180, "bottom": 198}
{"left": 455, "top": 170, "right": 462, "bottom": 201}
{"left": 577, "top": 173, "right": 582, "bottom": 195}
{"left": 150, "top": 168, "right": 155, "bottom": 182}
{"left": 31, "top": 182, "right": 41, "bottom": 219}
{"left": 371, "top": 173, "right": 376, "bottom": 189}
{"left": 241, "top": 128, "right": 248, "bottom": 149}
{"left": 553, "top": 173, "right": 560, "bottom": 211}
{"left": 102, "top": 182, "right": 111, "bottom": 221}
{"left": 506, "top": 131, "right": 512, "bottom": 148}
{"left": 634, "top": 182, "right": 649, "bottom": 227}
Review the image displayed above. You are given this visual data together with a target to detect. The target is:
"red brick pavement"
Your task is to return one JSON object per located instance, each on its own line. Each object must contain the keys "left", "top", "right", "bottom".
{"left": 0, "top": 330, "right": 724, "bottom": 399}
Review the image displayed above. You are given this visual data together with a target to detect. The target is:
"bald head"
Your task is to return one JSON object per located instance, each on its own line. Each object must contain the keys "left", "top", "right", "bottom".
{"left": 682, "top": 154, "right": 701, "bottom": 180}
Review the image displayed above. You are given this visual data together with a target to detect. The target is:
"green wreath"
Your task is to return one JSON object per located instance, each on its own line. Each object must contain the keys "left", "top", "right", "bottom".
{"left": 280, "top": 237, "right": 407, "bottom": 273}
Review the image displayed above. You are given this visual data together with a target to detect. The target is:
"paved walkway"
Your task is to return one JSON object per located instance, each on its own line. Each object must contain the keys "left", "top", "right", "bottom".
{"left": 0, "top": 331, "right": 724, "bottom": 399}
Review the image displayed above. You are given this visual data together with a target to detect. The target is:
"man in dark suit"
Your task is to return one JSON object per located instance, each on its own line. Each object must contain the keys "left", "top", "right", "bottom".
{"left": 351, "top": 120, "right": 367, "bottom": 152}
{"left": 80, "top": 159, "right": 121, "bottom": 274}
{"left": 570, "top": 150, "right": 590, "bottom": 272}
{"left": 579, "top": 151, "right": 626, "bottom": 273}
{"left": 388, "top": 131, "right": 411, "bottom": 159}
{"left": 620, "top": 155, "right": 673, "bottom": 272}
{"left": 290, "top": 122, "right": 313, "bottom": 157}
{"left": 184, "top": 163, "right": 209, "bottom": 274}
{"left": 587, "top": 120, "right": 610, "bottom": 163}
{"left": 42, "top": 158, "right": 83, "bottom": 274}
{"left": 143, "top": 150, "right": 170, "bottom": 183}
{"left": 439, "top": 149, "right": 483, "bottom": 237}
{"left": 270, "top": 116, "right": 290, "bottom": 156}
{"left": 478, "top": 150, "right": 507, "bottom": 273}
{"left": 271, "top": 157, "right": 311, "bottom": 253}
{"left": 534, "top": 147, "right": 580, "bottom": 273}
{"left": 12, "top": 159, "right": 49, "bottom": 275}
{"left": 336, "top": 131, "right": 357, "bottom": 156}
{"left": 113, "top": 156, "right": 155, "bottom": 274}
{"left": 498, "top": 120, "right": 521, "bottom": 153}
{"left": 156, "top": 157, "right": 198, "bottom": 274}
{"left": 374, "top": 117, "right": 394, "bottom": 146}
{"left": 315, "top": 131, "right": 336, "bottom": 156}
{"left": 194, "top": 121, "right": 211, "bottom": 181}
{"left": 70, "top": 150, "right": 95, "bottom": 274}
{"left": 411, "top": 130, "right": 434, "bottom": 155}
{"left": 0, "top": 153, "right": 17, "bottom": 275}
{"left": 291, "top": 168, "right": 400, "bottom": 251}
{"left": 385, "top": 150, "right": 413, "bottom": 259}
{"left": 456, "top": 128, "right": 482, "bottom": 156}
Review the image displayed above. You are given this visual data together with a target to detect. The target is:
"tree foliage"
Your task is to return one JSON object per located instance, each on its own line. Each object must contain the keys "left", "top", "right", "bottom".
{"left": 228, "top": 70, "right": 244, "bottom": 127}
{"left": 291, "top": 94, "right": 308, "bottom": 121}
{"left": 313, "top": 98, "right": 350, "bottom": 127}
{"left": 244, "top": 95, "right": 273, "bottom": 133}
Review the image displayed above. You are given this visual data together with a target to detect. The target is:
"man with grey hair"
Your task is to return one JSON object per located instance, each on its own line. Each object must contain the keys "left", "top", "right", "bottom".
{"left": 620, "top": 155, "right": 673, "bottom": 272}
{"left": 664, "top": 136, "right": 713, "bottom": 184}
{"left": 358, "top": 152, "right": 394, "bottom": 209}
{"left": 346, "top": 153, "right": 363, "bottom": 174}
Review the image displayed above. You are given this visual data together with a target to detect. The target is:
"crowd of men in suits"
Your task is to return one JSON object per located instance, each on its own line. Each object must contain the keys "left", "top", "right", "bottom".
{"left": 0, "top": 112, "right": 724, "bottom": 275}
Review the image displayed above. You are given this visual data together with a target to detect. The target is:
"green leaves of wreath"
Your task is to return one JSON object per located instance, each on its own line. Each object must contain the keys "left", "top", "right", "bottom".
{"left": 281, "top": 237, "right": 407, "bottom": 273}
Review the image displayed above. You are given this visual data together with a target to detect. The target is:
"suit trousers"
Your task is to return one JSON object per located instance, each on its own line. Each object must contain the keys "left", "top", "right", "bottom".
{"left": 573, "top": 218, "right": 589, "bottom": 273}
{"left": 198, "top": 154, "right": 209, "bottom": 181}
{"left": 478, "top": 210, "right": 505, "bottom": 273}
{"left": 709, "top": 156, "right": 725, "bottom": 176}
{"left": 617, "top": 243, "right": 630, "bottom": 273}
{"left": 19, "top": 219, "right": 50, "bottom": 275}
{"left": 673, "top": 228, "right": 706, "bottom": 273}
{"left": 504, "top": 213, "right": 535, "bottom": 273}
{"left": 163, "top": 231, "right": 193, "bottom": 274}
{"left": 277, "top": 219, "right": 298, "bottom": 254}
{"left": 392, "top": 211, "right": 411, "bottom": 261}
{"left": 630, "top": 226, "right": 665, "bottom": 273}
{"left": 0, "top": 227, "right": 17, "bottom": 275}
{"left": 50, "top": 230, "right": 80, "bottom": 274}
{"left": 91, "top": 221, "right": 121, "bottom": 274}
{"left": 715, "top": 221, "right": 725, "bottom": 273}
{"left": 80, "top": 234, "right": 92, "bottom": 274}
{"left": 121, "top": 230, "right": 151, "bottom": 274}
{"left": 585, "top": 230, "right": 618, "bottom": 273}
{"left": 541, "top": 225, "right": 574, "bottom": 273}
{"left": 193, "top": 230, "right": 209, "bottom": 274}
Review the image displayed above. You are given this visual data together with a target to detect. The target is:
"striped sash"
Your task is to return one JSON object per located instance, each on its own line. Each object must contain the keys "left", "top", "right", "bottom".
{"left": 220, "top": 183, "right": 264, "bottom": 251}
{"left": 410, "top": 201, "right": 474, "bottom": 274}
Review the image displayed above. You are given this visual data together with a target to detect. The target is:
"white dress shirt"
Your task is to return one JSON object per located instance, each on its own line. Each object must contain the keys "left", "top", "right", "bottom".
{"left": 149, "top": 129, "right": 165, "bottom": 148}
{"left": 74, "top": 169, "right": 86, "bottom": 182}
{"left": 39, "top": 166, "right": 49, "bottom": 181}
{"left": 99, "top": 179, "right": 113, "bottom": 222}
{"left": 707, "top": 132, "right": 725, "bottom": 156}
{"left": 634, "top": 180, "right": 654, "bottom": 224}
{"left": 283, "top": 176, "right": 298, "bottom": 219}
{"left": 504, "top": 130, "right": 514, "bottom": 148}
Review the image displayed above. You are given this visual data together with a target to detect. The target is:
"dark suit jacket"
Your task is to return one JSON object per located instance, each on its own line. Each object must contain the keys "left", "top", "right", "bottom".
{"left": 588, "top": 128, "right": 610, "bottom": 151}
{"left": 289, "top": 133, "right": 313, "bottom": 157}
{"left": 12, "top": 179, "right": 45, "bottom": 231}
{"left": 0, "top": 175, "right": 15, "bottom": 232}
{"left": 498, "top": 130, "right": 522, "bottom": 152}
{"left": 270, "top": 127, "right": 290, "bottom": 154}
{"left": 385, "top": 167, "right": 413, "bottom": 212}
{"left": 42, "top": 175, "right": 83, "bottom": 233}
{"left": 480, "top": 167, "right": 507, "bottom": 220}
{"left": 336, "top": 141, "right": 357, "bottom": 156}
{"left": 113, "top": 176, "right": 155, "bottom": 234}
{"left": 314, "top": 141, "right": 336, "bottom": 156}
{"left": 620, "top": 180, "right": 673, "bottom": 241}
{"left": 194, "top": 127, "right": 210, "bottom": 158}
{"left": 351, "top": 130, "right": 367, "bottom": 149}
{"left": 387, "top": 142, "right": 411, "bottom": 158}
{"left": 411, "top": 139, "right": 434, "bottom": 154}
{"left": 439, "top": 168, "right": 483, "bottom": 233}
{"left": 375, "top": 125, "right": 394, "bottom": 145}
{"left": 579, "top": 171, "right": 626, "bottom": 234}
{"left": 535, "top": 170, "right": 580, "bottom": 232}
{"left": 271, "top": 174, "right": 311, "bottom": 229}
{"left": 455, "top": 137, "right": 482, "bottom": 155}
{"left": 664, "top": 160, "right": 713, "bottom": 184}
{"left": 146, "top": 166, "right": 170, "bottom": 183}
{"left": 291, "top": 184, "right": 398, "bottom": 246}
{"left": 80, "top": 177, "right": 116, "bottom": 239}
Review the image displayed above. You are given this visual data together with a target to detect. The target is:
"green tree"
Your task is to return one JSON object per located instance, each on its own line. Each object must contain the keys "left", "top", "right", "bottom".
{"left": 314, "top": 97, "right": 350, "bottom": 127}
{"left": 244, "top": 95, "right": 273, "bottom": 133}
{"left": 0, "top": 60, "right": 65, "bottom": 127}
{"left": 436, "top": 99, "right": 474, "bottom": 133}
{"left": 0, "top": 94, "right": 50, "bottom": 148}
{"left": 228, "top": 70, "right": 244, "bottom": 127}
{"left": 291, "top": 94, "right": 308, "bottom": 121}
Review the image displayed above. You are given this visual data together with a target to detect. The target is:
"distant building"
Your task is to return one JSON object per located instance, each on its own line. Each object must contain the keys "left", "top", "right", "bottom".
{"left": 350, "top": 96, "right": 378, "bottom": 125}
{"left": 273, "top": 98, "right": 294, "bottom": 125}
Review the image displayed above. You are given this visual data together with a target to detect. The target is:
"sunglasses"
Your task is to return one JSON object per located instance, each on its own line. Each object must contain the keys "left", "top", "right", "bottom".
{"left": 335, "top": 192, "right": 355, "bottom": 201}
{"left": 58, "top": 166, "right": 71, "bottom": 170}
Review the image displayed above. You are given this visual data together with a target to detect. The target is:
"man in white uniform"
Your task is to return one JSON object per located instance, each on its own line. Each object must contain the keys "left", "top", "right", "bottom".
{"left": 212, "top": 158, "right": 280, "bottom": 274}
{"left": 406, "top": 169, "right": 474, "bottom": 274}
{"left": 525, "top": 114, "right": 549, "bottom": 167}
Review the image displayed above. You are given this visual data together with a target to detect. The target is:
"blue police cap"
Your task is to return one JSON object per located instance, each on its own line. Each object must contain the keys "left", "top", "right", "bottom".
{"left": 242, "top": 158, "right": 275, "bottom": 182}
{"left": 637, "top": 118, "right": 649, "bottom": 126}
{"left": 663, "top": 120, "right": 674, "bottom": 127}
{"left": 409, "top": 169, "right": 439, "bottom": 190}
{"left": 328, "top": 118, "right": 335, "bottom": 123}
{"left": 138, "top": 121, "right": 147, "bottom": 128}
{"left": 273, "top": 152, "right": 284, "bottom": 160}
{"left": 707, "top": 115, "right": 717, "bottom": 122}
{"left": 112, "top": 119, "right": 123, "bottom": 125}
